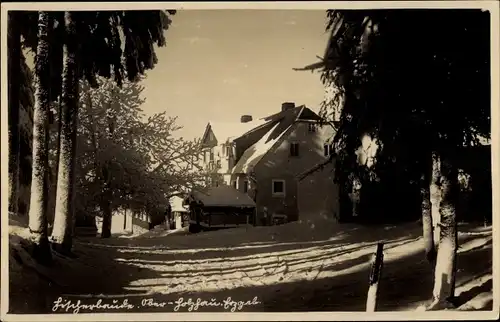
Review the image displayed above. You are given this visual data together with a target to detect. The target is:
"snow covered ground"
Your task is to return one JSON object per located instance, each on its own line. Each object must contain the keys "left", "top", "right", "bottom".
{"left": 7, "top": 216, "right": 493, "bottom": 314}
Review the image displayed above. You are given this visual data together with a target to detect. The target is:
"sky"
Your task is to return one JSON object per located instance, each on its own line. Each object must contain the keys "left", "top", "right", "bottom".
{"left": 139, "top": 10, "right": 330, "bottom": 140}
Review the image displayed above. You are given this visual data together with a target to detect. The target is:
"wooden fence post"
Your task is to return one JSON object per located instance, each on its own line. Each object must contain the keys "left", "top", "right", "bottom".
{"left": 366, "top": 242, "right": 385, "bottom": 312}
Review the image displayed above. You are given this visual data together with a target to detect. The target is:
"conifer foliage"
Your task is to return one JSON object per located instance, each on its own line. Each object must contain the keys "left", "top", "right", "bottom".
{"left": 8, "top": 10, "right": 178, "bottom": 262}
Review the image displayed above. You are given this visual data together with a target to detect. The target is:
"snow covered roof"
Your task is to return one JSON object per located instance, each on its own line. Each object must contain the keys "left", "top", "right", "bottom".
{"left": 208, "top": 119, "right": 270, "bottom": 144}
{"left": 189, "top": 185, "right": 256, "bottom": 208}
{"left": 231, "top": 123, "right": 292, "bottom": 174}
{"left": 203, "top": 105, "right": 324, "bottom": 175}
{"left": 170, "top": 196, "right": 188, "bottom": 212}
{"left": 231, "top": 105, "right": 309, "bottom": 174}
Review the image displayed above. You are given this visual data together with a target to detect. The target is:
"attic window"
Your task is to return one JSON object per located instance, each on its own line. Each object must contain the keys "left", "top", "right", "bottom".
{"left": 243, "top": 180, "right": 249, "bottom": 193}
{"left": 308, "top": 123, "right": 317, "bottom": 133}
{"left": 290, "top": 142, "right": 299, "bottom": 157}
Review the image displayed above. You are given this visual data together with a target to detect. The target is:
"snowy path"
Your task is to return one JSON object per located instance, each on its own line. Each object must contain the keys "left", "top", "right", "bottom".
{"left": 8, "top": 219, "right": 493, "bottom": 313}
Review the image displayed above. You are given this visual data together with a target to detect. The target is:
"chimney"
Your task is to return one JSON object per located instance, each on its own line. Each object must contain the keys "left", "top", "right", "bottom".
{"left": 281, "top": 102, "right": 295, "bottom": 112}
{"left": 240, "top": 115, "right": 253, "bottom": 123}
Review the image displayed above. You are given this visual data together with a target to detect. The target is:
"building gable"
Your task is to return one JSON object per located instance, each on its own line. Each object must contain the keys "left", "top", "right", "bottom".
{"left": 231, "top": 104, "right": 328, "bottom": 175}
{"left": 200, "top": 124, "right": 218, "bottom": 149}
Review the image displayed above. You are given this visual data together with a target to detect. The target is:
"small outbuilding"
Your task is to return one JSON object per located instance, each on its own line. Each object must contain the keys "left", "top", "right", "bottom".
{"left": 184, "top": 185, "right": 256, "bottom": 233}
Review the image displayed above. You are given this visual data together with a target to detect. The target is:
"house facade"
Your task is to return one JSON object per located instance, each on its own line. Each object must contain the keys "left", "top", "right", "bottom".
{"left": 199, "top": 102, "right": 339, "bottom": 225}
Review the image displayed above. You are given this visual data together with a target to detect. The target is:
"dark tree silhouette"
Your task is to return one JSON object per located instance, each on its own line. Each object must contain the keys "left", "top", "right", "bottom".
{"left": 297, "top": 9, "right": 490, "bottom": 309}
{"left": 50, "top": 10, "right": 177, "bottom": 244}
{"left": 6, "top": 10, "right": 177, "bottom": 260}
{"left": 8, "top": 11, "right": 22, "bottom": 218}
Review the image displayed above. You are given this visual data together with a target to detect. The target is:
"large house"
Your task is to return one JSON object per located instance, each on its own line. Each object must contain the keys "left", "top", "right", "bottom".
{"left": 198, "top": 102, "right": 339, "bottom": 225}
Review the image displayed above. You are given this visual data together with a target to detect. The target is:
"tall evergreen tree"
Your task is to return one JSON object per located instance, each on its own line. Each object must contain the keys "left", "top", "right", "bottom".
{"left": 27, "top": 11, "right": 53, "bottom": 265}
{"left": 50, "top": 10, "right": 176, "bottom": 245}
{"left": 297, "top": 9, "right": 490, "bottom": 308}
{"left": 8, "top": 11, "right": 22, "bottom": 218}
{"left": 51, "top": 11, "right": 80, "bottom": 254}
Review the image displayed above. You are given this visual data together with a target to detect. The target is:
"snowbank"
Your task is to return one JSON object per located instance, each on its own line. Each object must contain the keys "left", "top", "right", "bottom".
{"left": 7, "top": 214, "right": 493, "bottom": 313}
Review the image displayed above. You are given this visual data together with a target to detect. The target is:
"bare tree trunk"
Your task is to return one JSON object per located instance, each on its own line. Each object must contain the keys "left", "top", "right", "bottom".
{"left": 83, "top": 82, "right": 113, "bottom": 238}
{"left": 47, "top": 96, "right": 63, "bottom": 229}
{"left": 51, "top": 11, "right": 79, "bottom": 255}
{"left": 123, "top": 209, "right": 127, "bottom": 230}
{"left": 28, "top": 11, "right": 53, "bottom": 265}
{"left": 8, "top": 11, "right": 21, "bottom": 217}
{"left": 428, "top": 155, "right": 459, "bottom": 310}
{"left": 430, "top": 152, "right": 442, "bottom": 249}
{"left": 421, "top": 154, "right": 436, "bottom": 265}
{"left": 99, "top": 98, "right": 116, "bottom": 239}
{"left": 421, "top": 181, "right": 436, "bottom": 265}
{"left": 100, "top": 195, "right": 112, "bottom": 238}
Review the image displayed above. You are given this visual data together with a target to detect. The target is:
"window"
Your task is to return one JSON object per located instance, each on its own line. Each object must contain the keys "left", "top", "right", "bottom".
{"left": 243, "top": 180, "right": 249, "bottom": 193}
{"left": 272, "top": 179, "right": 286, "bottom": 197}
{"left": 209, "top": 150, "right": 214, "bottom": 161}
{"left": 324, "top": 144, "right": 332, "bottom": 157}
{"left": 225, "top": 146, "right": 231, "bottom": 157}
{"left": 231, "top": 181, "right": 237, "bottom": 189}
{"left": 308, "top": 123, "right": 317, "bottom": 133}
{"left": 290, "top": 142, "right": 299, "bottom": 157}
{"left": 216, "top": 159, "right": 221, "bottom": 168}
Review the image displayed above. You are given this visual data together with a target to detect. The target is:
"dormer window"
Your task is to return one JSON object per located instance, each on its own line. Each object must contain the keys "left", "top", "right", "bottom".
{"left": 308, "top": 123, "right": 317, "bottom": 133}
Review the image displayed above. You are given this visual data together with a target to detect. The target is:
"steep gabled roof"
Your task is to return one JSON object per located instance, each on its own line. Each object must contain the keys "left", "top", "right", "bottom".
{"left": 206, "top": 118, "right": 270, "bottom": 145}
{"left": 200, "top": 105, "right": 324, "bottom": 174}
{"left": 231, "top": 105, "right": 323, "bottom": 174}
{"left": 189, "top": 185, "right": 256, "bottom": 208}
{"left": 201, "top": 104, "right": 322, "bottom": 148}
{"left": 231, "top": 122, "right": 293, "bottom": 174}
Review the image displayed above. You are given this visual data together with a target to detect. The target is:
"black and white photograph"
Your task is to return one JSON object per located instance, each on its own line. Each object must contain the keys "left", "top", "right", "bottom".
{"left": 1, "top": 1, "right": 498, "bottom": 320}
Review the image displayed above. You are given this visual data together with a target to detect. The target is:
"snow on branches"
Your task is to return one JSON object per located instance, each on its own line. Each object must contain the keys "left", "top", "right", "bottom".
{"left": 75, "top": 76, "right": 204, "bottom": 217}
